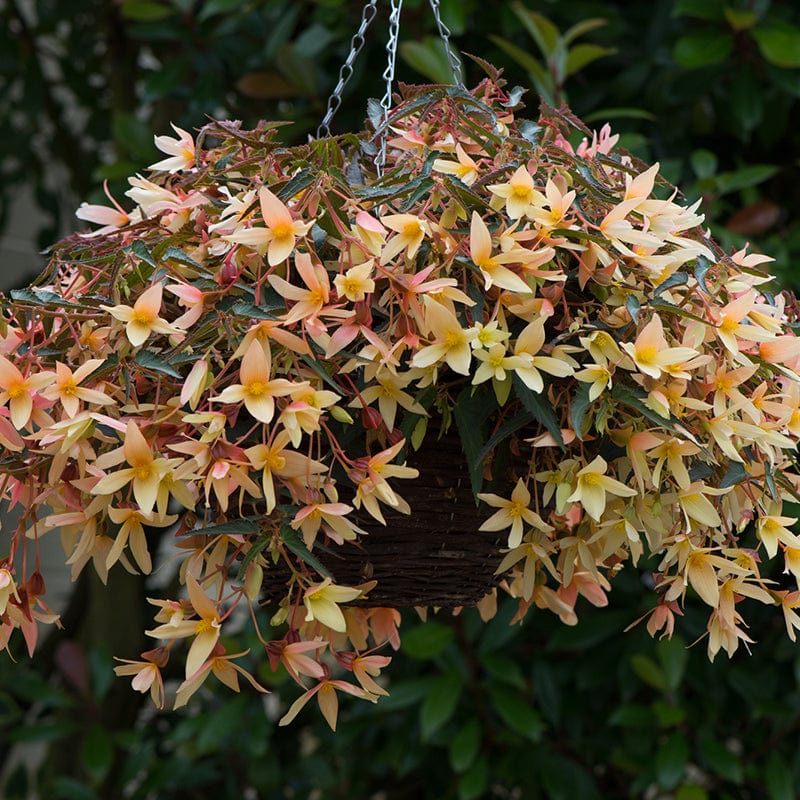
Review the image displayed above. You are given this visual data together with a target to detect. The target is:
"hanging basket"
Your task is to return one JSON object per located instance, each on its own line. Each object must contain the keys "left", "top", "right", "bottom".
{"left": 3, "top": 64, "right": 800, "bottom": 720}
{"left": 260, "top": 425, "right": 506, "bottom": 608}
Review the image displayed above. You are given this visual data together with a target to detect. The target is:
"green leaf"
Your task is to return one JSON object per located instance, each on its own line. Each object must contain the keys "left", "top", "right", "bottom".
{"left": 653, "top": 271, "right": 688, "bottom": 297}
{"left": 611, "top": 384, "right": 687, "bottom": 439}
{"left": 570, "top": 381, "right": 593, "bottom": 441}
{"left": 277, "top": 169, "right": 315, "bottom": 202}
{"left": 50, "top": 778, "right": 98, "bottom": 800}
{"left": 80, "top": 724, "right": 114, "bottom": 784}
{"left": 563, "top": 17, "right": 608, "bottom": 46}
{"left": 420, "top": 672, "right": 462, "bottom": 739}
{"left": 10, "top": 288, "right": 77, "bottom": 308}
{"left": 402, "top": 621, "right": 455, "bottom": 659}
{"left": 230, "top": 300, "right": 281, "bottom": 320}
{"left": 753, "top": 24, "right": 800, "bottom": 68}
{"left": 299, "top": 354, "right": 341, "bottom": 393}
{"left": 125, "top": 239, "right": 158, "bottom": 269}
{"left": 120, "top": 0, "right": 173, "bottom": 21}
{"left": 715, "top": 164, "right": 779, "bottom": 195}
{"left": 458, "top": 756, "right": 489, "bottom": 800}
{"left": 280, "top": 525, "right": 332, "bottom": 579}
{"left": 453, "top": 386, "right": 493, "bottom": 496}
{"left": 766, "top": 752, "right": 795, "bottom": 800}
{"left": 626, "top": 293, "right": 642, "bottom": 323}
{"left": 699, "top": 733, "right": 743, "bottom": 783}
{"left": 676, "top": 787, "right": 709, "bottom": 800}
{"left": 656, "top": 732, "right": 689, "bottom": 790}
{"left": 163, "top": 246, "right": 201, "bottom": 268}
{"left": 673, "top": 32, "right": 733, "bottom": 67}
{"left": 488, "top": 35, "right": 550, "bottom": 96}
{"left": 449, "top": 718, "right": 481, "bottom": 773}
{"left": 608, "top": 703, "right": 653, "bottom": 726}
{"left": 657, "top": 636, "right": 688, "bottom": 692}
{"left": 182, "top": 518, "right": 260, "bottom": 537}
{"left": 511, "top": 3, "right": 560, "bottom": 56}
{"left": 400, "top": 38, "right": 460, "bottom": 85}
{"left": 134, "top": 350, "right": 182, "bottom": 379}
{"left": 531, "top": 660, "right": 561, "bottom": 725}
{"left": 672, "top": 0, "right": 726, "bottom": 20}
{"left": 480, "top": 653, "right": 526, "bottom": 689}
{"left": 565, "top": 44, "right": 617, "bottom": 78}
{"left": 489, "top": 684, "right": 544, "bottom": 742}
{"left": 631, "top": 654, "right": 667, "bottom": 691}
{"left": 693, "top": 255, "right": 712, "bottom": 294}
{"left": 690, "top": 149, "right": 718, "bottom": 179}
{"left": 513, "top": 375, "right": 564, "bottom": 447}
{"left": 719, "top": 461, "right": 750, "bottom": 489}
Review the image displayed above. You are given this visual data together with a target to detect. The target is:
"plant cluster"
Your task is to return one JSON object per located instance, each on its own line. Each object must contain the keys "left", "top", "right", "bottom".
{"left": 2, "top": 76, "right": 800, "bottom": 727}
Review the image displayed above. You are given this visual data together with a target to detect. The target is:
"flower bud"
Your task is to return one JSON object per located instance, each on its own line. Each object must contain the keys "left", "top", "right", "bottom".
{"left": 329, "top": 406, "right": 354, "bottom": 425}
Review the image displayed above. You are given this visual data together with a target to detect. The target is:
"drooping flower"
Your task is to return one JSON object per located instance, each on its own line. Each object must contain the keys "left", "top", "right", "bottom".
{"left": 149, "top": 123, "right": 196, "bottom": 172}
{"left": 212, "top": 340, "right": 298, "bottom": 424}
{"left": 479, "top": 479, "right": 553, "bottom": 548}
{"left": 224, "top": 187, "right": 313, "bottom": 266}
{"left": 567, "top": 456, "right": 637, "bottom": 521}
{"left": 103, "top": 283, "right": 180, "bottom": 347}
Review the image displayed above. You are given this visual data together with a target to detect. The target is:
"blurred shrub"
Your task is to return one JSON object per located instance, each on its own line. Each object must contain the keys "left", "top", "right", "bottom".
{"left": 3, "top": 567, "right": 800, "bottom": 799}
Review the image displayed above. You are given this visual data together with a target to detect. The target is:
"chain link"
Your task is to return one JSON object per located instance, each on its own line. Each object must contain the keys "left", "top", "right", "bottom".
{"left": 375, "top": 0, "right": 403, "bottom": 177}
{"left": 428, "top": 0, "right": 463, "bottom": 87}
{"left": 317, "top": 0, "right": 380, "bottom": 138}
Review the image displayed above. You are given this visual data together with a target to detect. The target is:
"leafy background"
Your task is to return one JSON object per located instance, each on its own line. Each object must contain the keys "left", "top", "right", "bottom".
{"left": 1, "top": 0, "right": 799, "bottom": 797}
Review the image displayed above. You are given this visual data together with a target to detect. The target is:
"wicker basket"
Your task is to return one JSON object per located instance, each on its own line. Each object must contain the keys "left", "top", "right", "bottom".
{"left": 262, "top": 429, "right": 506, "bottom": 608}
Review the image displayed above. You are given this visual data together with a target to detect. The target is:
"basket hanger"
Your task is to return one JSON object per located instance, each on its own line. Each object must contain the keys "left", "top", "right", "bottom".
{"left": 317, "top": 0, "right": 464, "bottom": 176}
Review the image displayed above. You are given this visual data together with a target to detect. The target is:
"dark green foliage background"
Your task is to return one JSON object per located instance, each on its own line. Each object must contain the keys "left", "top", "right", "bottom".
{"left": 1, "top": 1, "right": 799, "bottom": 797}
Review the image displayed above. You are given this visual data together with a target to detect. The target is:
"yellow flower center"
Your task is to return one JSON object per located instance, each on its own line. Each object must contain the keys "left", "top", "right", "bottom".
{"left": 403, "top": 221, "right": 422, "bottom": 236}
{"left": 582, "top": 472, "right": 602, "bottom": 487}
{"left": 266, "top": 452, "right": 286, "bottom": 470}
{"left": 133, "top": 464, "right": 153, "bottom": 481}
{"left": 7, "top": 383, "right": 25, "bottom": 400}
{"left": 444, "top": 331, "right": 463, "bottom": 348}
{"left": 132, "top": 309, "right": 154, "bottom": 326}
{"left": 636, "top": 345, "right": 657, "bottom": 365}
{"left": 489, "top": 353, "right": 505, "bottom": 369}
{"left": 61, "top": 379, "right": 78, "bottom": 397}
{"left": 512, "top": 184, "right": 530, "bottom": 198}
{"left": 272, "top": 222, "right": 293, "bottom": 240}
{"left": 247, "top": 381, "right": 268, "bottom": 397}
{"left": 719, "top": 316, "right": 738, "bottom": 333}
{"left": 195, "top": 618, "right": 215, "bottom": 635}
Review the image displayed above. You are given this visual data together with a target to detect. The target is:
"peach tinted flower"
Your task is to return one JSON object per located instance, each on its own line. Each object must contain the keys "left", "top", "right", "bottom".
{"left": 103, "top": 283, "right": 179, "bottom": 347}
{"left": 212, "top": 340, "right": 297, "bottom": 424}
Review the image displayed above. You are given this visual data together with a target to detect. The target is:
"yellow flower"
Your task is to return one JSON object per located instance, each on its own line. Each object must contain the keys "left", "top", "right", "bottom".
{"left": 146, "top": 574, "right": 222, "bottom": 679}
{"left": 757, "top": 514, "right": 800, "bottom": 559}
{"left": 223, "top": 187, "right": 313, "bottom": 266}
{"left": 478, "top": 479, "right": 553, "bottom": 548}
{"left": 92, "top": 421, "right": 171, "bottom": 514}
{"left": 212, "top": 340, "right": 298, "bottom": 424}
{"left": 432, "top": 143, "right": 479, "bottom": 185}
{"left": 567, "top": 456, "right": 637, "bottom": 521}
{"left": 334, "top": 260, "right": 375, "bottom": 302}
{"left": 103, "top": 282, "right": 181, "bottom": 347}
{"left": 42, "top": 359, "right": 113, "bottom": 418}
{"left": 303, "top": 579, "right": 363, "bottom": 632}
{"left": 411, "top": 297, "right": 476, "bottom": 376}
{"left": 379, "top": 213, "right": 431, "bottom": 264}
{"left": 488, "top": 165, "right": 540, "bottom": 219}
{"left": 0, "top": 355, "right": 54, "bottom": 429}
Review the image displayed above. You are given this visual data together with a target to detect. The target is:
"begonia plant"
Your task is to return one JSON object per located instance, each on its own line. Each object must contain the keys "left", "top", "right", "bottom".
{"left": 2, "top": 75, "right": 800, "bottom": 729}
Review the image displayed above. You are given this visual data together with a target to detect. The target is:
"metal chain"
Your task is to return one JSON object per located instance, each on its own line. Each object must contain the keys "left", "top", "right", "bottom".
{"left": 375, "top": 0, "right": 403, "bottom": 177}
{"left": 317, "top": 0, "right": 380, "bottom": 138}
{"left": 428, "top": 0, "right": 463, "bottom": 87}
